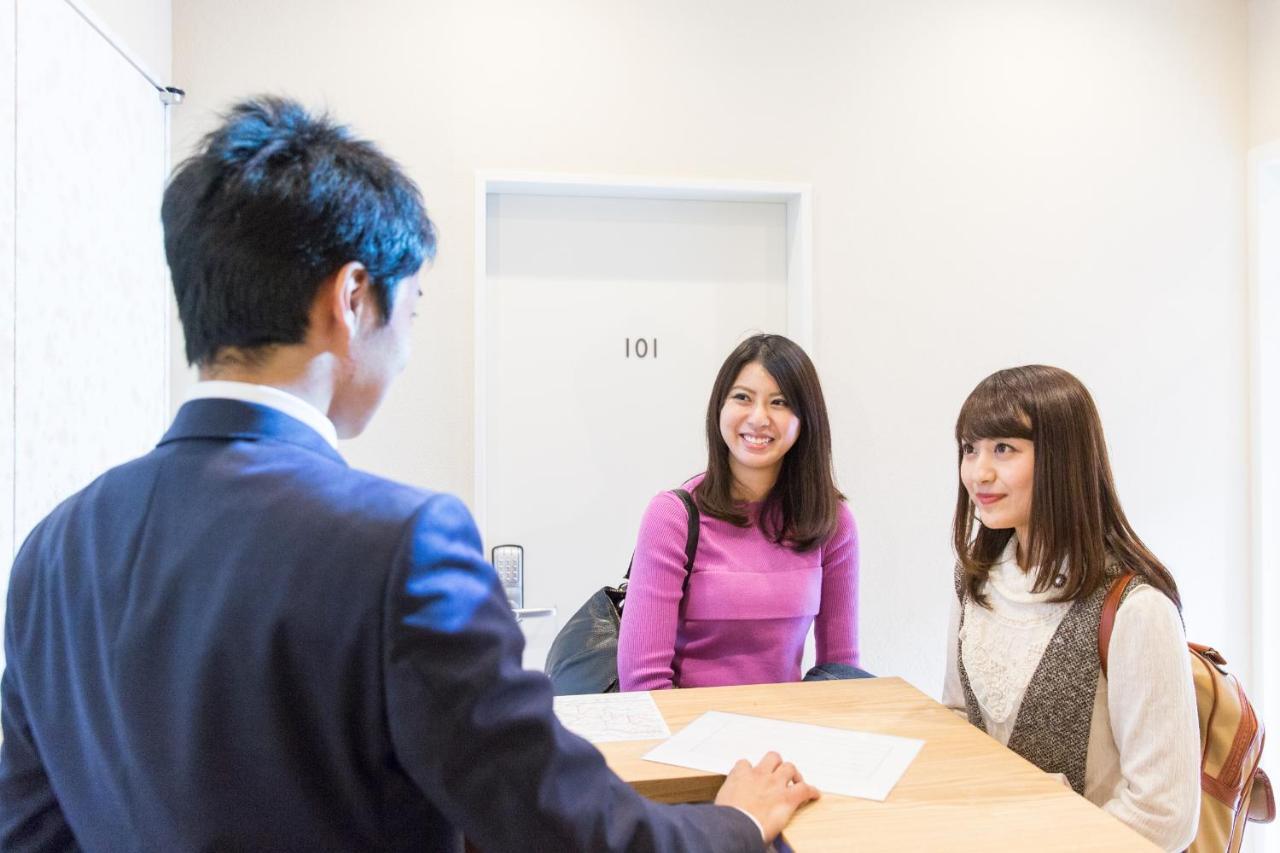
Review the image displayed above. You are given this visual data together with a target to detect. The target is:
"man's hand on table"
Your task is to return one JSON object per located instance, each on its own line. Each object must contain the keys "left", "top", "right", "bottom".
{"left": 714, "top": 751, "right": 822, "bottom": 842}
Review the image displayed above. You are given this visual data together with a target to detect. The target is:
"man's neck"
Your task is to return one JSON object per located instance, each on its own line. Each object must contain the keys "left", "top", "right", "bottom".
{"left": 198, "top": 347, "right": 337, "bottom": 419}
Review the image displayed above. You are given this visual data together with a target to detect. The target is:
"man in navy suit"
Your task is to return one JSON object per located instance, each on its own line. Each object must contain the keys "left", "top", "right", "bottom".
{"left": 0, "top": 98, "right": 819, "bottom": 851}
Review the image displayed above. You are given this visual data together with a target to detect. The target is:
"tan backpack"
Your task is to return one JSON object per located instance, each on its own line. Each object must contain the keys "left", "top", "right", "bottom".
{"left": 1100, "top": 574, "right": 1275, "bottom": 852}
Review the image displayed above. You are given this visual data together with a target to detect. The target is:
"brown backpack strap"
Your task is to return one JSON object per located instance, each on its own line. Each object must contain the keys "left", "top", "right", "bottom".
{"left": 1249, "top": 767, "right": 1275, "bottom": 824}
{"left": 1098, "top": 572, "right": 1136, "bottom": 678}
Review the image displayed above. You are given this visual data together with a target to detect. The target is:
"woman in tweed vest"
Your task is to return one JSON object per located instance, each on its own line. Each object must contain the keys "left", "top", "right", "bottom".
{"left": 941, "top": 365, "right": 1199, "bottom": 851}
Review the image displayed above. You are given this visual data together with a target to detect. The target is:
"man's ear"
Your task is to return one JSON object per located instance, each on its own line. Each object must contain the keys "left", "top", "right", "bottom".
{"left": 313, "top": 262, "right": 369, "bottom": 352}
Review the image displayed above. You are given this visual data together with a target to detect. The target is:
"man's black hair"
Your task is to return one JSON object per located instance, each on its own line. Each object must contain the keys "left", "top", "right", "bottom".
{"left": 161, "top": 97, "right": 436, "bottom": 366}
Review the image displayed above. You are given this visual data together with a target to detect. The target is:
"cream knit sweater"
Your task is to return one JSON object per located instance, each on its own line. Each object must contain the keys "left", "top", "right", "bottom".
{"left": 942, "top": 540, "right": 1200, "bottom": 851}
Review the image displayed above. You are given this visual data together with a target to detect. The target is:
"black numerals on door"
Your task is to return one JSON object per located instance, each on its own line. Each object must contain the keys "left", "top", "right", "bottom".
{"left": 624, "top": 337, "right": 658, "bottom": 359}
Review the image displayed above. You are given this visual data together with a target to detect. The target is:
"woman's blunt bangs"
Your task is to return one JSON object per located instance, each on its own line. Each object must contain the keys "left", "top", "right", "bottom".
{"left": 955, "top": 372, "right": 1034, "bottom": 446}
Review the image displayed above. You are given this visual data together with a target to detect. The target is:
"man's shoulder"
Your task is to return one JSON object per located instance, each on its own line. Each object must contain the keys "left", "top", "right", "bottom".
{"left": 324, "top": 464, "right": 438, "bottom": 516}
{"left": 236, "top": 448, "right": 463, "bottom": 544}
{"left": 232, "top": 447, "right": 481, "bottom": 559}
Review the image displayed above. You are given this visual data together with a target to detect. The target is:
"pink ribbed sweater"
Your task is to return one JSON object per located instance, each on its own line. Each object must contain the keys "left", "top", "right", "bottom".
{"left": 617, "top": 477, "right": 859, "bottom": 691}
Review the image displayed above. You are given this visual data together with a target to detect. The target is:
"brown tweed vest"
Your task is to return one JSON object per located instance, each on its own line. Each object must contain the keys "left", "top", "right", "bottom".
{"left": 953, "top": 562, "right": 1142, "bottom": 795}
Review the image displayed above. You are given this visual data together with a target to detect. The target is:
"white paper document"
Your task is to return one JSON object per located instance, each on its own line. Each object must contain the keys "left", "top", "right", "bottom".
{"left": 642, "top": 711, "right": 923, "bottom": 801}
{"left": 553, "top": 691, "right": 672, "bottom": 743}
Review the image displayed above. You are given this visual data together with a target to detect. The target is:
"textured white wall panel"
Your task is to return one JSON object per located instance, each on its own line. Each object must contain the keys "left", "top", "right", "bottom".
{"left": 1, "top": 0, "right": 16, "bottom": 569}
{"left": 14, "top": 0, "right": 167, "bottom": 546}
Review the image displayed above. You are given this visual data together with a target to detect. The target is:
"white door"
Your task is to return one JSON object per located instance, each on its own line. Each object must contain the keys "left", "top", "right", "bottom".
{"left": 480, "top": 186, "right": 804, "bottom": 669}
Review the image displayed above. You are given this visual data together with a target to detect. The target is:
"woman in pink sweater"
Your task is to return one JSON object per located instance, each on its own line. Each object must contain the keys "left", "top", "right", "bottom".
{"left": 617, "top": 334, "right": 859, "bottom": 690}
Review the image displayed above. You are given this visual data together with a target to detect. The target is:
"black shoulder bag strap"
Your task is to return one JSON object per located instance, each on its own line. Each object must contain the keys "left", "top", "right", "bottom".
{"left": 623, "top": 488, "right": 700, "bottom": 588}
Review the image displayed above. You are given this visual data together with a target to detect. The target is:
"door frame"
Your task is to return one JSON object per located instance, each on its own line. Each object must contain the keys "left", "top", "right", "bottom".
{"left": 472, "top": 171, "right": 813, "bottom": 533}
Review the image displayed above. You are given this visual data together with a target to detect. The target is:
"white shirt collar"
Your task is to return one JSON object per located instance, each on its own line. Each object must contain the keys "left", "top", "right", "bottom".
{"left": 182, "top": 381, "right": 340, "bottom": 451}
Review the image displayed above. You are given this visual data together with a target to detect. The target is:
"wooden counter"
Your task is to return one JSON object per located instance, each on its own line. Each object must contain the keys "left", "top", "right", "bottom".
{"left": 596, "top": 678, "right": 1159, "bottom": 852}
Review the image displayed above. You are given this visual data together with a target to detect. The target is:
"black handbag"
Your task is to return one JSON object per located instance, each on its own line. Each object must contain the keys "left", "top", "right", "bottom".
{"left": 544, "top": 489, "right": 699, "bottom": 696}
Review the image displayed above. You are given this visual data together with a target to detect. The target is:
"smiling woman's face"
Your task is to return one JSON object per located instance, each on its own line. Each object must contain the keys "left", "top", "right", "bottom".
{"left": 960, "top": 436, "right": 1036, "bottom": 539}
{"left": 718, "top": 361, "right": 801, "bottom": 487}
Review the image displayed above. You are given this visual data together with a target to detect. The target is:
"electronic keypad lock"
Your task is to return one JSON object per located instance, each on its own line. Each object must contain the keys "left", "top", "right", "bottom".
{"left": 491, "top": 544, "right": 523, "bottom": 609}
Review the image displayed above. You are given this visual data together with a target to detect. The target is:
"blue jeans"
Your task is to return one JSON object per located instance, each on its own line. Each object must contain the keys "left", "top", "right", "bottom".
{"left": 802, "top": 663, "right": 875, "bottom": 681}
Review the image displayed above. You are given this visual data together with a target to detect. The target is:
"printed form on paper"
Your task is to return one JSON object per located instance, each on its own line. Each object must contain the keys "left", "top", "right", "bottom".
{"left": 642, "top": 711, "right": 924, "bottom": 801}
{"left": 553, "top": 692, "right": 672, "bottom": 743}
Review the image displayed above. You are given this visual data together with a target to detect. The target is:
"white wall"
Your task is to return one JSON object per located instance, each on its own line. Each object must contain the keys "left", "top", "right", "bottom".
{"left": 171, "top": 0, "right": 1250, "bottom": 694}
{"left": 79, "top": 0, "right": 171, "bottom": 82}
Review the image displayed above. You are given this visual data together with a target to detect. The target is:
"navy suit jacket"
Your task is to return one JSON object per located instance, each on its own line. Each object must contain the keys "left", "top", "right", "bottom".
{"left": 0, "top": 399, "right": 760, "bottom": 852}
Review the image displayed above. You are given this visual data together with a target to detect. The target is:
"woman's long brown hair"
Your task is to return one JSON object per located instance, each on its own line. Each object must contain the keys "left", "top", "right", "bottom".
{"left": 697, "top": 334, "right": 843, "bottom": 551}
{"left": 952, "top": 365, "right": 1180, "bottom": 608}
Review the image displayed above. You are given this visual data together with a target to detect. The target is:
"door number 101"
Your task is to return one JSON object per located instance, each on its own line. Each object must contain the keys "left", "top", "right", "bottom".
{"left": 625, "top": 337, "right": 658, "bottom": 359}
